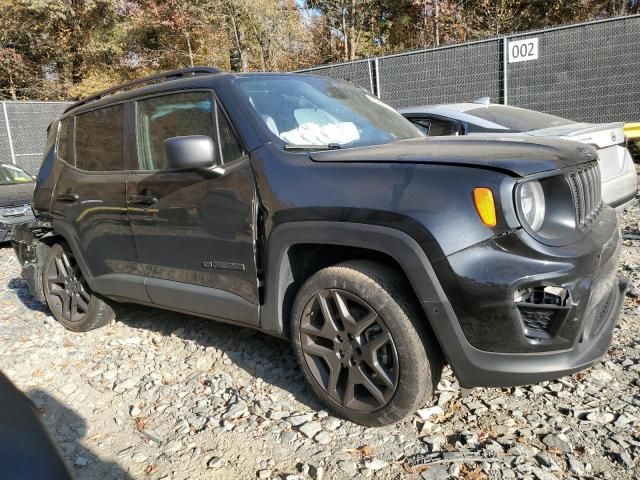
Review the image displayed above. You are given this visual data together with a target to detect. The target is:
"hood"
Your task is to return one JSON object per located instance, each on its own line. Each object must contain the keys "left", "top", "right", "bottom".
{"left": 310, "top": 135, "right": 597, "bottom": 177}
{"left": 0, "top": 182, "right": 34, "bottom": 207}
{"left": 526, "top": 122, "right": 625, "bottom": 149}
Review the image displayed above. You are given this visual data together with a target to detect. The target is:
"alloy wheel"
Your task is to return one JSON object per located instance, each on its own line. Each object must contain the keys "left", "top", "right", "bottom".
{"left": 299, "top": 289, "right": 399, "bottom": 412}
{"left": 45, "top": 249, "right": 91, "bottom": 323}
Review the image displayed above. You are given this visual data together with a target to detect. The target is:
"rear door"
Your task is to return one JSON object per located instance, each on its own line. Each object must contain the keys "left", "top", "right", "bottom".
{"left": 127, "top": 91, "right": 259, "bottom": 325}
{"left": 51, "top": 104, "right": 146, "bottom": 300}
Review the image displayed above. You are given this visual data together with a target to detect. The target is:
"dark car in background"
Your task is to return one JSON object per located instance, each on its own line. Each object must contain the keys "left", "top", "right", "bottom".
{"left": 12, "top": 68, "right": 627, "bottom": 426}
{"left": 401, "top": 100, "right": 638, "bottom": 211}
{"left": 0, "top": 163, "right": 35, "bottom": 242}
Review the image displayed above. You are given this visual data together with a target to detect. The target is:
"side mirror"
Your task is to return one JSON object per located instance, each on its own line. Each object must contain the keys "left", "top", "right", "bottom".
{"left": 164, "top": 135, "right": 217, "bottom": 171}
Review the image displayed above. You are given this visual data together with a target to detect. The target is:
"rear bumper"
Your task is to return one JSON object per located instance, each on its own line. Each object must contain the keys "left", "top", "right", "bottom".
{"left": 601, "top": 159, "right": 637, "bottom": 209}
{"left": 610, "top": 190, "right": 637, "bottom": 210}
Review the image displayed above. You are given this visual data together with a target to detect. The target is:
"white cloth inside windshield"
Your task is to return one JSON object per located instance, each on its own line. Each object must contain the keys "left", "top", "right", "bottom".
{"left": 250, "top": 96, "right": 362, "bottom": 145}
{"left": 278, "top": 108, "right": 360, "bottom": 145}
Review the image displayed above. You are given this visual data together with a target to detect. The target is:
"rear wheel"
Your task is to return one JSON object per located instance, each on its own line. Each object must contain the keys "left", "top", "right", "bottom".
{"left": 291, "top": 260, "right": 442, "bottom": 426}
{"left": 42, "top": 243, "right": 114, "bottom": 332}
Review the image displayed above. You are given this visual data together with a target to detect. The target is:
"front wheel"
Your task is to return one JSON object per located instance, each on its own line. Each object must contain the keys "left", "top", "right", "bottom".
{"left": 42, "top": 242, "right": 114, "bottom": 332}
{"left": 291, "top": 260, "right": 442, "bottom": 426}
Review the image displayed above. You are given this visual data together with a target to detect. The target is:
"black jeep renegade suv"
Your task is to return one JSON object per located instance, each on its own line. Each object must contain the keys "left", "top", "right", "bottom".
{"left": 13, "top": 67, "right": 627, "bottom": 426}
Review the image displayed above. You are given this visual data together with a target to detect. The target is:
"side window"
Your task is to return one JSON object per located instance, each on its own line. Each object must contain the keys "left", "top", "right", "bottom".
{"left": 412, "top": 119, "right": 431, "bottom": 135}
{"left": 136, "top": 92, "right": 214, "bottom": 170}
{"left": 56, "top": 119, "right": 70, "bottom": 163}
{"left": 75, "top": 105, "right": 124, "bottom": 171}
{"left": 428, "top": 119, "right": 454, "bottom": 136}
{"left": 412, "top": 118, "right": 454, "bottom": 136}
{"left": 216, "top": 103, "right": 245, "bottom": 164}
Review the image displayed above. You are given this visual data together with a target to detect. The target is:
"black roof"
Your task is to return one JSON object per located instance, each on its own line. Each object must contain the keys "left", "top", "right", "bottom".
{"left": 64, "top": 67, "right": 223, "bottom": 115}
{"left": 63, "top": 67, "right": 313, "bottom": 118}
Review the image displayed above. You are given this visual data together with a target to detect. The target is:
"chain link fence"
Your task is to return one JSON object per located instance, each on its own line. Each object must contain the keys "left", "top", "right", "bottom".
{"left": 1, "top": 101, "right": 71, "bottom": 175}
{"left": 2, "top": 16, "right": 639, "bottom": 178}
{"left": 296, "top": 15, "right": 640, "bottom": 124}
{"left": 298, "top": 59, "right": 375, "bottom": 93}
{"left": 377, "top": 39, "right": 502, "bottom": 109}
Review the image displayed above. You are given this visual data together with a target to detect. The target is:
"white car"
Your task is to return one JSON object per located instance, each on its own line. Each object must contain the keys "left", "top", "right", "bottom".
{"left": 401, "top": 99, "right": 638, "bottom": 210}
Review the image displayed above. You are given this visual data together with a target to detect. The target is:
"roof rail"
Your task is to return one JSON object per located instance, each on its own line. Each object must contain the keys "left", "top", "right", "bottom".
{"left": 64, "top": 66, "right": 222, "bottom": 113}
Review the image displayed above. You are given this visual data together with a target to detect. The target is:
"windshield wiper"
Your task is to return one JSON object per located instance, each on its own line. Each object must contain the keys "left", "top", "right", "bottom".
{"left": 284, "top": 143, "right": 344, "bottom": 151}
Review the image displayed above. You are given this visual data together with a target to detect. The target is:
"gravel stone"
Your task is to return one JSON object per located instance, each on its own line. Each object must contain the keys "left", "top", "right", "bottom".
{"left": 287, "top": 413, "right": 312, "bottom": 426}
{"left": 207, "top": 456, "right": 224, "bottom": 469}
{"left": 416, "top": 406, "right": 444, "bottom": 420}
{"left": 60, "top": 383, "right": 77, "bottom": 396}
{"left": 421, "top": 465, "right": 449, "bottom": 480}
{"left": 113, "top": 378, "right": 137, "bottom": 393}
{"left": 586, "top": 411, "right": 615, "bottom": 424}
{"left": 298, "top": 421, "right": 322, "bottom": 439}
{"left": 338, "top": 460, "right": 358, "bottom": 476}
{"left": 223, "top": 401, "right": 248, "bottom": 420}
{"left": 542, "top": 433, "right": 573, "bottom": 453}
{"left": 323, "top": 418, "right": 341, "bottom": 431}
{"left": 141, "top": 429, "right": 165, "bottom": 445}
{"left": 363, "top": 458, "right": 388, "bottom": 471}
{"left": 313, "top": 430, "right": 331, "bottom": 444}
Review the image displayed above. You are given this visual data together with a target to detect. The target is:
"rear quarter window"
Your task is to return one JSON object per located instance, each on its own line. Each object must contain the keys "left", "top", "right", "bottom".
{"left": 56, "top": 119, "right": 70, "bottom": 163}
{"left": 75, "top": 105, "right": 124, "bottom": 171}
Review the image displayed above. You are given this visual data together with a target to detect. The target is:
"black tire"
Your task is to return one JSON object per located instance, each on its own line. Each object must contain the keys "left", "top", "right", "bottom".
{"left": 291, "top": 260, "right": 443, "bottom": 426}
{"left": 42, "top": 242, "right": 114, "bottom": 332}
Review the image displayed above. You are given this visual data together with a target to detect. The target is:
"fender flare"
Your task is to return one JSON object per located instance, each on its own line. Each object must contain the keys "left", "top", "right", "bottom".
{"left": 260, "top": 221, "right": 452, "bottom": 334}
{"left": 50, "top": 219, "right": 97, "bottom": 287}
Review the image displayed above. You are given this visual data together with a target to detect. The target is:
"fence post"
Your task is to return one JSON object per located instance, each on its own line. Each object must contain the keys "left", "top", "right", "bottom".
{"left": 368, "top": 60, "right": 374, "bottom": 95}
{"left": 2, "top": 102, "right": 16, "bottom": 164}
{"left": 374, "top": 58, "right": 381, "bottom": 98}
{"left": 502, "top": 36, "right": 509, "bottom": 105}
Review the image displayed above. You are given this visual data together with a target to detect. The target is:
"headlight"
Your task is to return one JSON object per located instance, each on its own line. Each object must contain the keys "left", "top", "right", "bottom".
{"left": 0, "top": 204, "right": 32, "bottom": 218}
{"left": 518, "top": 181, "right": 545, "bottom": 231}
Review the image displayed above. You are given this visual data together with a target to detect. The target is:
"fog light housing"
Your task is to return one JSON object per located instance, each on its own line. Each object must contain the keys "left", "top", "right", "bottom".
{"left": 514, "top": 286, "right": 570, "bottom": 340}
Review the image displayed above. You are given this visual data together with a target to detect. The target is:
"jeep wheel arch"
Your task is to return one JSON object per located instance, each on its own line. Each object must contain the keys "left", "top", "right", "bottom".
{"left": 260, "top": 222, "right": 450, "bottom": 335}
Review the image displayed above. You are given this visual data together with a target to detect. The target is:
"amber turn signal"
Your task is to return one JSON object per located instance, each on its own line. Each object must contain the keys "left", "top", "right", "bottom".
{"left": 473, "top": 187, "right": 497, "bottom": 227}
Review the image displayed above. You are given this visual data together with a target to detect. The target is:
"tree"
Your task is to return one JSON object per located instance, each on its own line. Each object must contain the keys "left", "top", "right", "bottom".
{"left": 0, "top": 0, "right": 637, "bottom": 100}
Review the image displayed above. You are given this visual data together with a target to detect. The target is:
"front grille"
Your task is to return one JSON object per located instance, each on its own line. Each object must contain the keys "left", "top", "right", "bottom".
{"left": 566, "top": 162, "right": 602, "bottom": 229}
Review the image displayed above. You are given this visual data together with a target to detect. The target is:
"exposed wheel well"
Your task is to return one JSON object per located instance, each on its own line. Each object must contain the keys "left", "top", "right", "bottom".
{"left": 280, "top": 243, "right": 426, "bottom": 338}
{"left": 39, "top": 233, "right": 63, "bottom": 247}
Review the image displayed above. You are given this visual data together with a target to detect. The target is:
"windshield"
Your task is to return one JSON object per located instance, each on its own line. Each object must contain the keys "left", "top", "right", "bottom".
{"left": 0, "top": 163, "right": 33, "bottom": 185}
{"left": 466, "top": 105, "right": 574, "bottom": 132}
{"left": 236, "top": 75, "right": 422, "bottom": 149}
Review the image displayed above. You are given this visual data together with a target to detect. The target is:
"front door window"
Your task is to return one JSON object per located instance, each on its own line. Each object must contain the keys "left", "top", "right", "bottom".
{"left": 136, "top": 92, "right": 214, "bottom": 170}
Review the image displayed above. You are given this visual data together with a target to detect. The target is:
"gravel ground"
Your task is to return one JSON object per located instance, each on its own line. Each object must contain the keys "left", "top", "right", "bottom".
{"left": 0, "top": 199, "right": 638, "bottom": 480}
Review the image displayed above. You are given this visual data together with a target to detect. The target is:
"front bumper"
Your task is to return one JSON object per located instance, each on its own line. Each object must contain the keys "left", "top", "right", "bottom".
{"left": 0, "top": 213, "right": 35, "bottom": 242}
{"left": 428, "top": 206, "right": 627, "bottom": 387}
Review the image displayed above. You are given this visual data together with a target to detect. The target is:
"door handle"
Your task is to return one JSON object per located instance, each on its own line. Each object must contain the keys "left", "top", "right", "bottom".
{"left": 128, "top": 193, "right": 158, "bottom": 206}
{"left": 56, "top": 191, "right": 79, "bottom": 202}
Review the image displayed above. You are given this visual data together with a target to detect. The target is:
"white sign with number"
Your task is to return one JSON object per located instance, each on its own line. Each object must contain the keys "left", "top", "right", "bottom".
{"left": 508, "top": 38, "right": 539, "bottom": 63}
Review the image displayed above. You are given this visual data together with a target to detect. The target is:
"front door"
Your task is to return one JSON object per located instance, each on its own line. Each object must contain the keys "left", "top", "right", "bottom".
{"left": 127, "top": 91, "right": 259, "bottom": 325}
{"left": 51, "top": 104, "right": 146, "bottom": 300}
